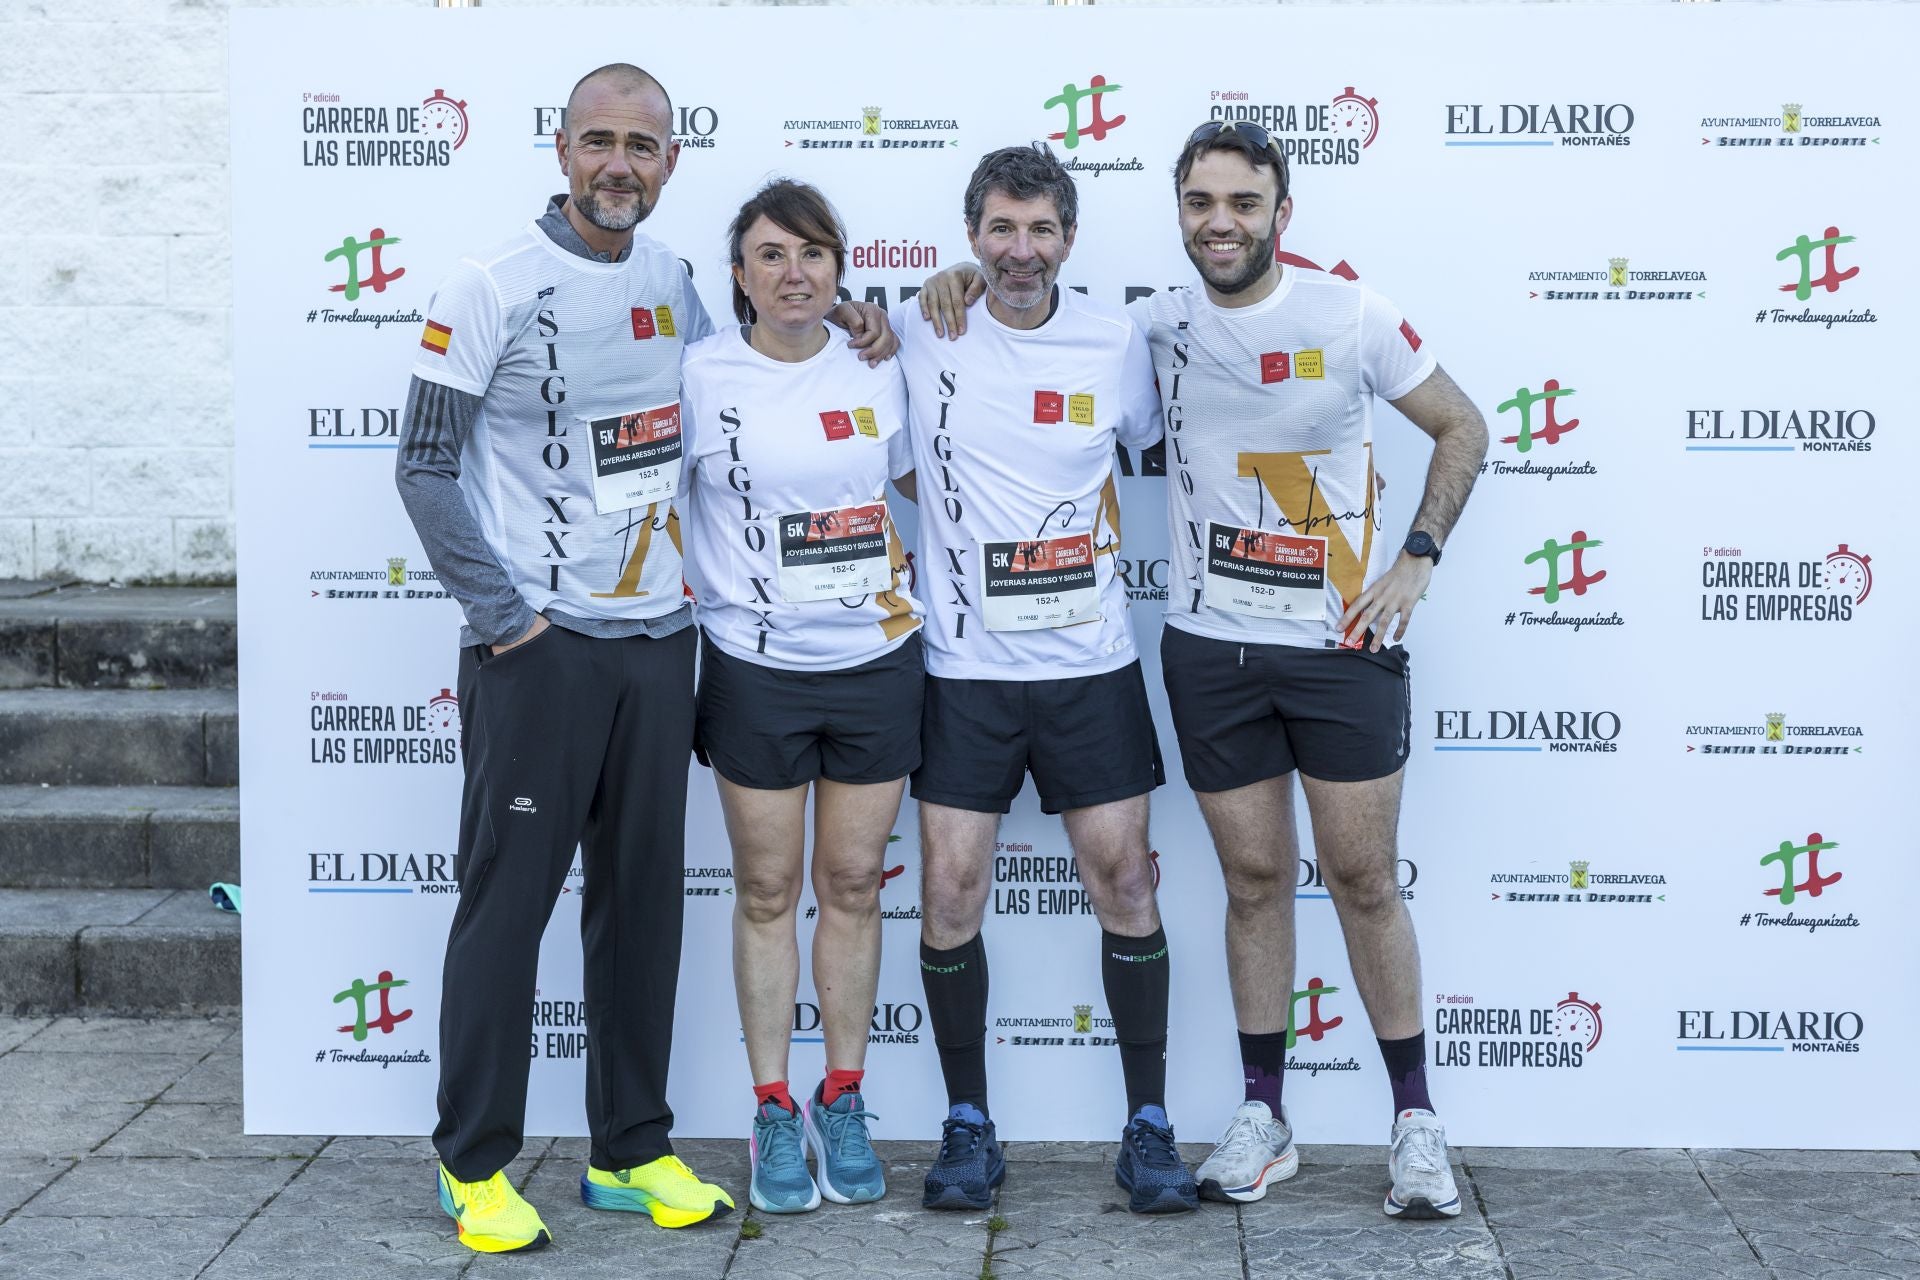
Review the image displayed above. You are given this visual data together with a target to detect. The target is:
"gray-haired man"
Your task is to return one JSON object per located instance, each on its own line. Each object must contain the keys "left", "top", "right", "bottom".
{"left": 893, "top": 145, "right": 1197, "bottom": 1216}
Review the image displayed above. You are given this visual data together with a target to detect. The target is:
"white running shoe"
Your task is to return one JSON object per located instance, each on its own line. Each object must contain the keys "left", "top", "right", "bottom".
{"left": 1384, "top": 1108, "right": 1461, "bottom": 1219}
{"left": 1195, "top": 1101, "right": 1298, "bottom": 1203}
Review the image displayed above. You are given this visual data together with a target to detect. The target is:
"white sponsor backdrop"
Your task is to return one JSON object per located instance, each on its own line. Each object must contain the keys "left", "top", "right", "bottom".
{"left": 235, "top": 4, "right": 1918, "bottom": 1147}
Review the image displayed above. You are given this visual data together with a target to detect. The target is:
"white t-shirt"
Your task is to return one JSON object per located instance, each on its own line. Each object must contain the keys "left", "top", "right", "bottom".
{"left": 680, "top": 326, "right": 920, "bottom": 671}
{"left": 896, "top": 290, "right": 1163, "bottom": 681}
{"left": 411, "top": 223, "right": 713, "bottom": 624}
{"left": 1132, "top": 268, "right": 1435, "bottom": 649}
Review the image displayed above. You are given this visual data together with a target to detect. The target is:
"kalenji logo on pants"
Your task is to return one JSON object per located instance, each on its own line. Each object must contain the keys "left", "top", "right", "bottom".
{"left": 509, "top": 796, "right": 537, "bottom": 814}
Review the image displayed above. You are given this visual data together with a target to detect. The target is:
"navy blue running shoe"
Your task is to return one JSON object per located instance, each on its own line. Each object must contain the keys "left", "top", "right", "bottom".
{"left": 922, "top": 1103, "right": 1005, "bottom": 1210}
{"left": 1114, "top": 1105, "right": 1199, "bottom": 1214}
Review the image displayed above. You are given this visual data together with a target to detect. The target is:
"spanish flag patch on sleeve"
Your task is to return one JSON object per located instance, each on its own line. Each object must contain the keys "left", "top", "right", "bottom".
{"left": 420, "top": 320, "right": 452, "bottom": 355}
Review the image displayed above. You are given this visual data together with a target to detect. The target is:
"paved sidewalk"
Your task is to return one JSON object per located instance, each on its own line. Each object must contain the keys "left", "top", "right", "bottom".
{"left": 1, "top": 1018, "right": 1914, "bottom": 1279}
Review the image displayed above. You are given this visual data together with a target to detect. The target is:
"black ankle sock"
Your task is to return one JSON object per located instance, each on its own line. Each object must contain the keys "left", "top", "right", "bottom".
{"left": 1239, "top": 1029, "right": 1287, "bottom": 1111}
{"left": 1102, "top": 927, "right": 1170, "bottom": 1116}
{"left": 921, "top": 935, "right": 990, "bottom": 1112}
{"left": 1378, "top": 1032, "right": 1434, "bottom": 1115}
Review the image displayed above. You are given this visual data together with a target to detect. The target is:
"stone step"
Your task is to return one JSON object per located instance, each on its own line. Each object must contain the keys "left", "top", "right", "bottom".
{"left": 0, "top": 888, "right": 239, "bottom": 1015}
{"left": 0, "top": 689, "right": 238, "bottom": 787}
{"left": 0, "top": 583, "right": 236, "bottom": 690}
{"left": 0, "top": 786, "right": 239, "bottom": 889}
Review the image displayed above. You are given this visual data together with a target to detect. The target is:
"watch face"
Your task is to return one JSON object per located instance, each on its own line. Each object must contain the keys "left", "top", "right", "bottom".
{"left": 1406, "top": 532, "right": 1435, "bottom": 557}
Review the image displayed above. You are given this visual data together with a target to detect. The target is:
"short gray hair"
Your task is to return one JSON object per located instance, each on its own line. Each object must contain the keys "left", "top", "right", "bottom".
{"left": 962, "top": 144, "right": 1077, "bottom": 234}
{"left": 566, "top": 63, "right": 672, "bottom": 123}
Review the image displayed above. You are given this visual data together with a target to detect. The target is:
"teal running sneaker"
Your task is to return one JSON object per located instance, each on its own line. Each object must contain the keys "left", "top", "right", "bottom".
{"left": 749, "top": 1102, "right": 820, "bottom": 1213}
{"left": 804, "top": 1089, "right": 886, "bottom": 1204}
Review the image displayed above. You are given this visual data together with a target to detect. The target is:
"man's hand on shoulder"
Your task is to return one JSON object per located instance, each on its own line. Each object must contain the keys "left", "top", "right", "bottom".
{"left": 918, "top": 263, "right": 986, "bottom": 339}
{"left": 827, "top": 300, "right": 898, "bottom": 365}
{"left": 490, "top": 613, "right": 551, "bottom": 656}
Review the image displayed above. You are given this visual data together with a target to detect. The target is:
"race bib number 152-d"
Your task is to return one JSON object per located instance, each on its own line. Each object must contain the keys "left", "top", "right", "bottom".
{"left": 1202, "top": 521, "right": 1327, "bottom": 621}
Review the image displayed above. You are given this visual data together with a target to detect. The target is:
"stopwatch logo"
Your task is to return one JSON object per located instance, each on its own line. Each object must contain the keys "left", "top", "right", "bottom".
{"left": 1553, "top": 992, "right": 1603, "bottom": 1051}
{"left": 421, "top": 89, "right": 469, "bottom": 151}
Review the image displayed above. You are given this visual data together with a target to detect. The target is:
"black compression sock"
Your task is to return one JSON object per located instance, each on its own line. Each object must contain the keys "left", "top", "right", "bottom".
{"left": 920, "top": 934, "right": 990, "bottom": 1112}
{"left": 1102, "top": 926, "right": 1170, "bottom": 1116}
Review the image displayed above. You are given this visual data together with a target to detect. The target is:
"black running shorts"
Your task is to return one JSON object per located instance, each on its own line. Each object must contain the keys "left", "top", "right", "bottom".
{"left": 1160, "top": 625, "right": 1411, "bottom": 790}
{"left": 696, "top": 631, "right": 925, "bottom": 790}
{"left": 911, "top": 660, "right": 1164, "bottom": 815}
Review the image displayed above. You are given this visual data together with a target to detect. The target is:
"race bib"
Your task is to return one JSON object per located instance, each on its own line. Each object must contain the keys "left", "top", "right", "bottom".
{"left": 981, "top": 533, "right": 1101, "bottom": 631}
{"left": 1202, "top": 521, "right": 1327, "bottom": 621}
{"left": 775, "top": 502, "right": 893, "bottom": 602}
{"left": 586, "top": 402, "right": 682, "bottom": 515}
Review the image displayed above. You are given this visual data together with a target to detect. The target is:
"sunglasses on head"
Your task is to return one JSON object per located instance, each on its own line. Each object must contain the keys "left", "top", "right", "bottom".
{"left": 1188, "top": 119, "right": 1277, "bottom": 151}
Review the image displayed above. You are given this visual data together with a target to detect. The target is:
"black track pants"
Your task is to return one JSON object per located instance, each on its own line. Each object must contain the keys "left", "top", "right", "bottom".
{"left": 432, "top": 623, "right": 695, "bottom": 1181}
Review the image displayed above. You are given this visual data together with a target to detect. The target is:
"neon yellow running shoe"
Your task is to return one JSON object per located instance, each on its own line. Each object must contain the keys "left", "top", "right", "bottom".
{"left": 437, "top": 1164, "right": 552, "bottom": 1253}
{"left": 580, "top": 1154, "right": 735, "bottom": 1228}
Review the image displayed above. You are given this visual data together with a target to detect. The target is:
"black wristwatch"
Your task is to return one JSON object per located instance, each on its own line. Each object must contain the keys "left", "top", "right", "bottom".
{"left": 1404, "top": 530, "right": 1442, "bottom": 566}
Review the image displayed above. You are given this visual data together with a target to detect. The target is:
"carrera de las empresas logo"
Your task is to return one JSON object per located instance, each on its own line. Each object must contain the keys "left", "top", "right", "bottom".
{"left": 1433, "top": 990, "right": 1604, "bottom": 1069}
{"left": 309, "top": 688, "right": 460, "bottom": 765}
{"left": 1206, "top": 85, "right": 1383, "bottom": 168}
{"left": 302, "top": 88, "right": 469, "bottom": 167}
{"left": 993, "top": 841, "right": 1094, "bottom": 917}
{"left": 1699, "top": 543, "right": 1871, "bottom": 623}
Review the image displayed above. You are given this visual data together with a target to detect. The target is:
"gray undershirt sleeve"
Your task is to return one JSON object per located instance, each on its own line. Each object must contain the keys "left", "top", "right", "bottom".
{"left": 394, "top": 375, "right": 538, "bottom": 647}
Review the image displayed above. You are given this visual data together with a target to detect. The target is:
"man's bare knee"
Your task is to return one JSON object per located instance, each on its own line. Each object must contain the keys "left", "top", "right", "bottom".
{"left": 737, "top": 873, "right": 800, "bottom": 926}
{"left": 1223, "top": 856, "right": 1292, "bottom": 911}
{"left": 814, "top": 861, "right": 882, "bottom": 914}
{"left": 1322, "top": 860, "right": 1399, "bottom": 917}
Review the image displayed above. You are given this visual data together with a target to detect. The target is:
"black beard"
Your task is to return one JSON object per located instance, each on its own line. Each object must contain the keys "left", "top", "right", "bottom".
{"left": 1190, "top": 224, "right": 1277, "bottom": 296}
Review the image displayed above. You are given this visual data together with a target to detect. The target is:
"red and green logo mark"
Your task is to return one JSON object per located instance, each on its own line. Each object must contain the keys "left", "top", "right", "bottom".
{"left": 1285, "top": 977, "right": 1343, "bottom": 1050}
{"left": 334, "top": 970, "right": 412, "bottom": 1041}
{"left": 1044, "top": 76, "right": 1125, "bottom": 149}
{"left": 1777, "top": 227, "right": 1857, "bottom": 300}
{"left": 324, "top": 228, "right": 404, "bottom": 301}
{"left": 1524, "top": 531, "right": 1605, "bottom": 602}
{"left": 1761, "top": 833, "right": 1840, "bottom": 904}
{"left": 1498, "top": 381, "right": 1579, "bottom": 453}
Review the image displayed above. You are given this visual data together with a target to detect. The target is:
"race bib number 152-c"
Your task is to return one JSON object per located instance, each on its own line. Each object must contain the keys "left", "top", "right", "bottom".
{"left": 775, "top": 502, "right": 893, "bottom": 602}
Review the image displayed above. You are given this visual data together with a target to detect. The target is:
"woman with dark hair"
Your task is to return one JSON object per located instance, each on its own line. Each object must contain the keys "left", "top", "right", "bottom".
{"left": 679, "top": 179, "right": 921, "bottom": 1214}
